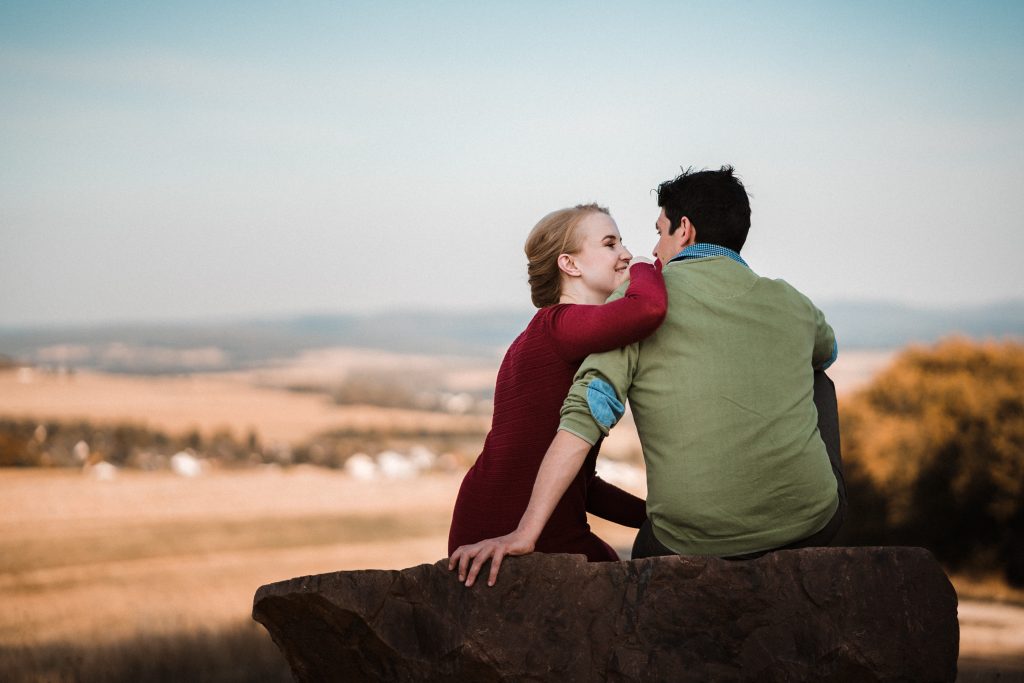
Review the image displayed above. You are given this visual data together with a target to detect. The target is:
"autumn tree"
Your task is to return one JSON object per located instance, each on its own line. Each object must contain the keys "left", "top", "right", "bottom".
{"left": 837, "top": 338, "right": 1024, "bottom": 585}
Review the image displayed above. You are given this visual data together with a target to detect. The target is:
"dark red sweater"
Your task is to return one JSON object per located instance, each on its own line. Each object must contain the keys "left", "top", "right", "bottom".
{"left": 448, "top": 263, "right": 667, "bottom": 560}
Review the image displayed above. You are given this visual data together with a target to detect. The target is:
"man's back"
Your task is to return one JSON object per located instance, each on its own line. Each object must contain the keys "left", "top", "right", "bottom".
{"left": 448, "top": 167, "right": 846, "bottom": 587}
{"left": 559, "top": 254, "right": 839, "bottom": 557}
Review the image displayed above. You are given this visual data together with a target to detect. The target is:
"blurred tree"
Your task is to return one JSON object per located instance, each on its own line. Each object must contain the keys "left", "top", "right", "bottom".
{"left": 837, "top": 338, "right": 1024, "bottom": 585}
{"left": 0, "top": 427, "right": 34, "bottom": 466}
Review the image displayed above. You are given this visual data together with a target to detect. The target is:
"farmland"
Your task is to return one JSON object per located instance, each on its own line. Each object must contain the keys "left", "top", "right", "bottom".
{"left": 1, "top": 350, "right": 1022, "bottom": 680}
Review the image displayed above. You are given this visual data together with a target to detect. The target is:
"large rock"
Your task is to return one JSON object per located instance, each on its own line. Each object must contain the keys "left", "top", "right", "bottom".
{"left": 253, "top": 547, "right": 958, "bottom": 682}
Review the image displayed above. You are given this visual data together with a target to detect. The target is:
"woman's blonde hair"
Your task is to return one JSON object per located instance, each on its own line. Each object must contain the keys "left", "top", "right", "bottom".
{"left": 524, "top": 203, "right": 610, "bottom": 308}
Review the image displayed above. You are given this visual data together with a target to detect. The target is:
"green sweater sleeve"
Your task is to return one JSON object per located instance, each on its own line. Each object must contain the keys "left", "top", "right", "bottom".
{"left": 559, "top": 340, "right": 640, "bottom": 445}
{"left": 811, "top": 303, "right": 837, "bottom": 370}
{"left": 557, "top": 281, "right": 639, "bottom": 443}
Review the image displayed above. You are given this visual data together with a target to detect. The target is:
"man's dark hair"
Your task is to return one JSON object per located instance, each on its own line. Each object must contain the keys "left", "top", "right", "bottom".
{"left": 657, "top": 166, "right": 751, "bottom": 252}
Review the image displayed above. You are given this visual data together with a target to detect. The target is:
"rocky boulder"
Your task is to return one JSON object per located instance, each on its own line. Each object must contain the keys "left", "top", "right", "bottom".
{"left": 253, "top": 547, "right": 958, "bottom": 682}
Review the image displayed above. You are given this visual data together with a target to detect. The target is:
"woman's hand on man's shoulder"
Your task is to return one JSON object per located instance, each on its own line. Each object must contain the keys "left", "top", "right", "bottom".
{"left": 629, "top": 256, "right": 661, "bottom": 275}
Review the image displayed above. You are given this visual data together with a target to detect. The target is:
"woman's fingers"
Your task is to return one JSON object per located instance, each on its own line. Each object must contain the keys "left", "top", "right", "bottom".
{"left": 464, "top": 551, "right": 482, "bottom": 586}
{"left": 487, "top": 548, "right": 506, "bottom": 587}
{"left": 447, "top": 549, "right": 460, "bottom": 571}
{"left": 464, "top": 543, "right": 496, "bottom": 587}
{"left": 457, "top": 545, "right": 479, "bottom": 582}
{"left": 450, "top": 534, "right": 532, "bottom": 586}
{"left": 447, "top": 544, "right": 472, "bottom": 579}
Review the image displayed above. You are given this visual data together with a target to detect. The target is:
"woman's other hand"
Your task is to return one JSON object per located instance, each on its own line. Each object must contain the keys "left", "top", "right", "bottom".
{"left": 447, "top": 531, "right": 536, "bottom": 587}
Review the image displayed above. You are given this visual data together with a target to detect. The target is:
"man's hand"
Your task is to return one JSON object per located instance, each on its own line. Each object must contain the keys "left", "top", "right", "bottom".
{"left": 448, "top": 530, "right": 536, "bottom": 587}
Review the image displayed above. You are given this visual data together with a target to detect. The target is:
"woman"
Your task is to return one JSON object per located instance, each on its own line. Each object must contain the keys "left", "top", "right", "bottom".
{"left": 448, "top": 203, "right": 666, "bottom": 562}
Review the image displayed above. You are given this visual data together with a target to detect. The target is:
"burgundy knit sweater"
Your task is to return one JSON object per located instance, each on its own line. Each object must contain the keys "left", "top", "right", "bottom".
{"left": 448, "top": 262, "right": 667, "bottom": 561}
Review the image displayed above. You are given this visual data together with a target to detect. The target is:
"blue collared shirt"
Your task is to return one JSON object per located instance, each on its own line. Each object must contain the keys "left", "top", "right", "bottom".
{"left": 669, "top": 242, "right": 749, "bottom": 268}
{"left": 666, "top": 242, "right": 838, "bottom": 369}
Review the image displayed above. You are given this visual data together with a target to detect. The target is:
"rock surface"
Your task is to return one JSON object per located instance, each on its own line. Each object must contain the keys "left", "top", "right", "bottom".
{"left": 253, "top": 547, "right": 958, "bottom": 682}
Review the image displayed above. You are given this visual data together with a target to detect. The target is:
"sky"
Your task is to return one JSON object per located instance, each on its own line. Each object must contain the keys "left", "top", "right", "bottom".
{"left": 1, "top": 1, "right": 1022, "bottom": 326}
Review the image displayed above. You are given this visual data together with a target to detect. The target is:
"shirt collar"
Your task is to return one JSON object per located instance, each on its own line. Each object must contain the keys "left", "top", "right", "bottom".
{"left": 668, "top": 243, "right": 749, "bottom": 268}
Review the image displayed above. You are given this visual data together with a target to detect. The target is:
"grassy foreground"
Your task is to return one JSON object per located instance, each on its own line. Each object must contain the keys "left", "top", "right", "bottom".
{"left": 0, "top": 621, "right": 290, "bottom": 683}
{"left": 1, "top": 465, "right": 1022, "bottom": 681}
{"left": 0, "top": 468, "right": 465, "bottom": 681}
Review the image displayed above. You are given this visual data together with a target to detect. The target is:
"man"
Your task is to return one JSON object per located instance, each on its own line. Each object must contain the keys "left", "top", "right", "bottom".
{"left": 450, "top": 166, "right": 846, "bottom": 586}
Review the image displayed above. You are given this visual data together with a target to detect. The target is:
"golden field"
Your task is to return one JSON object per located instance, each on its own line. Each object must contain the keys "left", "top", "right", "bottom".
{"left": 0, "top": 469, "right": 642, "bottom": 682}
{"left": 0, "top": 467, "right": 462, "bottom": 645}
{"left": 3, "top": 466, "right": 1022, "bottom": 680}
{"left": 0, "top": 365, "right": 491, "bottom": 447}
{"left": 0, "top": 360, "right": 643, "bottom": 681}
{"left": 0, "top": 346, "right": 895, "bottom": 462}
{"left": 1, "top": 351, "right": 1023, "bottom": 680}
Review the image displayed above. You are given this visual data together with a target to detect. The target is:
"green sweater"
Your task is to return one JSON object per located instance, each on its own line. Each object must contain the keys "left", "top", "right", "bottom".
{"left": 559, "top": 255, "right": 839, "bottom": 557}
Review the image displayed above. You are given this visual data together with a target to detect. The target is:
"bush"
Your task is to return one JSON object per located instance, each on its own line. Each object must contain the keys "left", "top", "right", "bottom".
{"left": 0, "top": 419, "right": 259, "bottom": 469}
{"left": 836, "top": 338, "right": 1024, "bottom": 585}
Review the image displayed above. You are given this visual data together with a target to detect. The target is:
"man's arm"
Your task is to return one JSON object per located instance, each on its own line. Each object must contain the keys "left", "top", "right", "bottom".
{"left": 448, "top": 429, "right": 592, "bottom": 587}
{"left": 809, "top": 299, "right": 838, "bottom": 370}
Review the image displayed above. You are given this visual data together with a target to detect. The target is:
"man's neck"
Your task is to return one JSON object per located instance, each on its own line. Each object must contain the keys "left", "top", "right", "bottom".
{"left": 670, "top": 243, "right": 749, "bottom": 268}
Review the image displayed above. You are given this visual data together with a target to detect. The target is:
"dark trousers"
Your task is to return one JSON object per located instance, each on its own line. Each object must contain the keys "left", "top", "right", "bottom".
{"left": 632, "top": 370, "right": 847, "bottom": 560}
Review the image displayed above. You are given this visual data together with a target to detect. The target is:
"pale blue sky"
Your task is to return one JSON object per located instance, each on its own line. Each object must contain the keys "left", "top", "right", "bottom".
{"left": 2, "top": 1, "right": 1022, "bottom": 326}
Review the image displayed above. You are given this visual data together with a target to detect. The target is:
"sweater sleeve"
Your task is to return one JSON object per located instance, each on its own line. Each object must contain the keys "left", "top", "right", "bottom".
{"left": 586, "top": 475, "right": 647, "bottom": 528}
{"left": 559, "top": 342, "right": 641, "bottom": 446}
{"left": 810, "top": 302, "right": 838, "bottom": 370}
{"left": 546, "top": 261, "right": 667, "bottom": 363}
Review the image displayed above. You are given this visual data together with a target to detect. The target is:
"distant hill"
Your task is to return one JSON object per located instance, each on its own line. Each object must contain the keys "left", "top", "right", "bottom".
{"left": 0, "top": 310, "right": 534, "bottom": 373}
{"left": 0, "top": 301, "right": 1021, "bottom": 374}
{"left": 820, "top": 300, "right": 1024, "bottom": 349}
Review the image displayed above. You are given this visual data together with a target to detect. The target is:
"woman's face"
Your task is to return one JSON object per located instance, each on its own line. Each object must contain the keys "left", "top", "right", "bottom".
{"left": 569, "top": 212, "right": 633, "bottom": 298}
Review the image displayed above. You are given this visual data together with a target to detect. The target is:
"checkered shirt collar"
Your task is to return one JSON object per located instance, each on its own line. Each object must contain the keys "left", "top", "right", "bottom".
{"left": 668, "top": 243, "right": 749, "bottom": 268}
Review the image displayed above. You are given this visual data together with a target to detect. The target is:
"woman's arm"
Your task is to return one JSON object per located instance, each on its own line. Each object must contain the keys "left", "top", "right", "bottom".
{"left": 547, "top": 261, "right": 667, "bottom": 362}
{"left": 586, "top": 475, "right": 646, "bottom": 528}
{"left": 449, "top": 430, "right": 591, "bottom": 587}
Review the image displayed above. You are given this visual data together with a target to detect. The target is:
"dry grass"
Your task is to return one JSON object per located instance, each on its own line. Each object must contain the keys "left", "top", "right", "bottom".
{"left": 3, "top": 468, "right": 1023, "bottom": 679}
{"left": 0, "top": 369, "right": 488, "bottom": 446}
{"left": 0, "top": 466, "right": 645, "bottom": 681}
{"left": 0, "top": 621, "right": 291, "bottom": 683}
{"left": 953, "top": 574, "right": 1024, "bottom": 606}
{"left": 0, "top": 468, "right": 459, "bottom": 644}
{"left": 0, "top": 350, "right": 892, "bottom": 473}
{"left": 0, "top": 467, "right": 466, "bottom": 680}
{"left": 1, "top": 352, "right": 1022, "bottom": 680}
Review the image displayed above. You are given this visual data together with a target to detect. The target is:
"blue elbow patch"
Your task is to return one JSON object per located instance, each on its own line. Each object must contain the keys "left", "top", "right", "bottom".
{"left": 587, "top": 379, "right": 624, "bottom": 429}
{"left": 821, "top": 339, "right": 839, "bottom": 370}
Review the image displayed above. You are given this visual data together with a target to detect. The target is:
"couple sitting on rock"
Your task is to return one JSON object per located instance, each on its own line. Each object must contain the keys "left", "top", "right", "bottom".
{"left": 448, "top": 166, "right": 846, "bottom": 586}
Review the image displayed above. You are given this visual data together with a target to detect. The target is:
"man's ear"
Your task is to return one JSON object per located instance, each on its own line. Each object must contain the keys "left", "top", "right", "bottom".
{"left": 678, "top": 217, "right": 697, "bottom": 248}
{"left": 557, "top": 253, "right": 580, "bottom": 277}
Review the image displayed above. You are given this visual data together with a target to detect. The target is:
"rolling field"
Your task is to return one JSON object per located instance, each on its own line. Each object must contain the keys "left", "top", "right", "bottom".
{"left": 0, "top": 467, "right": 641, "bottom": 681}
{"left": 1, "top": 352, "right": 1022, "bottom": 680}
{"left": 0, "top": 365, "right": 491, "bottom": 447}
{"left": 2, "top": 467, "right": 1022, "bottom": 680}
{"left": 0, "top": 347, "right": 896, "bottom": 463}
{"left": 0, "top": 468, "right": 466, "bottom": 647}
